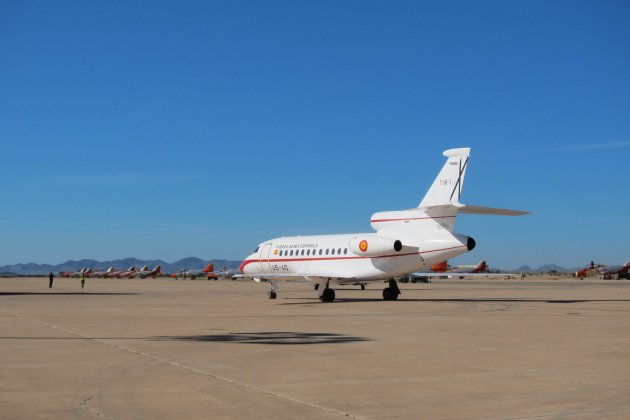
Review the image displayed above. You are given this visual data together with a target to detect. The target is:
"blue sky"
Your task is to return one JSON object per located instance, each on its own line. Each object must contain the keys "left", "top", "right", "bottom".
{"left": 1, "top": 0, "right": 628, "bottom": 269}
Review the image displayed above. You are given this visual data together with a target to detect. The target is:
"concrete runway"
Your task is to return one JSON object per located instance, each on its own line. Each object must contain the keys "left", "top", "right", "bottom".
{"left": 1, "top": 276, "right": 629, "bottom": 419}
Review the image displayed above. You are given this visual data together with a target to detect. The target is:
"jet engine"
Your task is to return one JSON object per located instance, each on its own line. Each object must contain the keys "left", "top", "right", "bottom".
{"left": 349, "top": 235, "right": 403, "bottom": 257}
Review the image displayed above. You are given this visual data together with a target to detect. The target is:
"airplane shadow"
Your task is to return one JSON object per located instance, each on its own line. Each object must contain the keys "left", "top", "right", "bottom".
{"left": 155, "top": 331, "right": 370, "bottom": 345}
{"left": 278, "top": 297, "right": 630, "bottom": 305}
{"left": 0, "top": 292, "right": 139, "bottom": 296}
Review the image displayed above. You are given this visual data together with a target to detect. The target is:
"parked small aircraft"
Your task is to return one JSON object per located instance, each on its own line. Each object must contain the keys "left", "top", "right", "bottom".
{"left": 89, "top": 267, "right": 115, "bottom": 278}
{"left": 599, "top": 259, "right": 630, "bottom": 280}
{"left": 129, "top": 265, "right": 161, "bottom": 279}
{"left": 171, "top": 264, "right": 215, "bottom": 279}
{"left": 59, "top": 268, "right": 90, "bottom": 278}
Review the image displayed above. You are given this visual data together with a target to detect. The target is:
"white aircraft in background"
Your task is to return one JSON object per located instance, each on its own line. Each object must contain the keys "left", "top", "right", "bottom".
{"left": 114, "top": 266, "right": 137, "bottom": 278}
{"left": 89, "top": 267, "right": 115, "bottom": 278}
{"left": 238, "top": 147, "right": 529, "bottom": 302}
{"left": 408, "top": 260, "right": 517, "bottom": 281}
{"left": 599, "top": 259, "right": 630, "bottom": 280}
{"left": 60, "top": 268, "right": 90, "bottom": 278}
{"left": 130, "top": 265, "right": 161, "bottom": 278}
{"left": 171, "top": 264, "right": 215, "bottom": 279}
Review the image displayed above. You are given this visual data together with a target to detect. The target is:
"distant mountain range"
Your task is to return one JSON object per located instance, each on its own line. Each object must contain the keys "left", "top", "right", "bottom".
{"left": 0, "top": 258, "right": 579, "bottom": 276}
{"left": 0, "top": 258, "right": 242, "bottom": 276}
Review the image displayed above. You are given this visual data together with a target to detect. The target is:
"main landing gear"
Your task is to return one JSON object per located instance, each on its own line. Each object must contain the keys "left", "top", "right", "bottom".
{"left": 318, "top": 279, "right": 336, "bottom": 302}
{"left": 267, "top": 280, "right": 278, "bottom": 299}
{"left": 319, "top": 288, "right": 336, "bottom": 302}
{"left": 382, "top": 279, "right": 401, "bottom": 301}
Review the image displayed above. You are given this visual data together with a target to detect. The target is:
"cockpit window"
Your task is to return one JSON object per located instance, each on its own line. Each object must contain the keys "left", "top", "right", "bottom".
{"left": 253, "top": 246, "right": 259, "bottom": 253}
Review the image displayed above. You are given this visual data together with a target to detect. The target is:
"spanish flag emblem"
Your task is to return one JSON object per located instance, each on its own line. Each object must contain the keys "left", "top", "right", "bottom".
{"left": 274, "top": 249, "right": 279, "bottom": 255}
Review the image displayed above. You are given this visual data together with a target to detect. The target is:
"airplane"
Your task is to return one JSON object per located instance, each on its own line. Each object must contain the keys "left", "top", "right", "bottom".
{"left": 410, "top": 258, "right": 523, "bottom": 281}
{"left": 437, "top": 260, "right": 488, "bottom": 274}
{"left": 88, "top": 267, "right": 115, "bottom": 278}
{"left": 237, "top": 147, "right": 529, "bottom": 302}
{"left": 171, "top": 264, "right": 215, "bottom": 279}
{"left": 113, "top": 266, "right": 137, "bottom": 278}
{"left": 207, "top": 266, "right": 239, "bottom": 280}
{"left": 598, "top": 259, "right": 630, "bottom": 280}
{"left": 574, "top": 266, "right": 592, "bottom": 280}
{"left": 60, "top": 268, "right": 91, "bottom": 278}
{"left": 401, "top": 260, "right": 489, "bottom": 282}
{"left": 129, "top": 265, "right": 161, "bottom": 279}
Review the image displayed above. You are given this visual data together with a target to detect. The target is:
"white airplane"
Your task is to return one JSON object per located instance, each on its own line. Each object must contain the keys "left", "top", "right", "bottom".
{"left": 238, "top": 147, "right": 529, "bottom": 302}
{"left": 60, "top": 268, "right": 91, "bottom": 278}
{"left": 171, "top": 264, "right": 215, "bottom": 279}
{"left": 88, "top": 267, "right": 115, "bottom": 278}
{"left": 107, "top": 266, "right": 136, "bottom": 278}
{"left": 598, "top": 259, "right": 630, "bottom": 280}
{"left": 130, "top": 265, "right": 161, "bottom": 279}
{"left": 408, "top": 260, "right": 519, "bottom": 280}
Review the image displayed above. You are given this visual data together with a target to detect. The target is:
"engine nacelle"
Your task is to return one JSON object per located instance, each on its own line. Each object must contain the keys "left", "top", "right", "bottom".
{"left": 349, "top": 235, "right": 403, "bottom": 257}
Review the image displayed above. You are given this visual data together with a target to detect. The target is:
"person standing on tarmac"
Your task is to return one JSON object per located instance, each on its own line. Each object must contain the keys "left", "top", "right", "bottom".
{"left": 49, "top": 272, "right": 54, "bottom": 288}
{"left": 80, "top": 272, "right": 86, "bottom": 289}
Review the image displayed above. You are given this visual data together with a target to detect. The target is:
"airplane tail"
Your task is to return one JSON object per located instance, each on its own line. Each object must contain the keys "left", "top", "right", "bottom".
{"left": 153, "top": 265, "right": 161, "bottom": 273}
{"left": 476, "top": 260, "right": 487, "bottom": 272}
{"left": 431, "top": 261, "right": 449, "bottom": 272}
{"left": 624, "top": 259, "right": 630, "bottom": 269}
{"left": 203, "top": 263, "right": 214, "bottom": 273}
{"left": 371, "top": 147, "right": 529, "bottom": 235}
{"left": 419, "top": 148, "right": 470, "bottom": 207}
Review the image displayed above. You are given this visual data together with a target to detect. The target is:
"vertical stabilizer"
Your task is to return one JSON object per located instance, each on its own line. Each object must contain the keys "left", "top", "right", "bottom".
{"left": 419, "top": 148, "right": 470, "bottom": 207}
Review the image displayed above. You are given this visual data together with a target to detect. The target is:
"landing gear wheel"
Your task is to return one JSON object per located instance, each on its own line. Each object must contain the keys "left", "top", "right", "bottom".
{"left": 319, "top": 288, "right": 336, "bottom": 302}
{"left": 268, "top": 291, "right": 277, "bottom": 299}
{"left": 383, "top": 287, "right": 398, "bottom": 300}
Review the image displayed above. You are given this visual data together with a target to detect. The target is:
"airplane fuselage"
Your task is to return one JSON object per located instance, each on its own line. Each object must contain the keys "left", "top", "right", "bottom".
{"left": 240, "top": 231, "right": 471, "bottom": 284}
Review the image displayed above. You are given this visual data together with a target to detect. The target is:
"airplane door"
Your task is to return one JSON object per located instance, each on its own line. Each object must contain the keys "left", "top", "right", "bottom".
{"left": 259, "top": 243, "right": 273, "bottom": 273}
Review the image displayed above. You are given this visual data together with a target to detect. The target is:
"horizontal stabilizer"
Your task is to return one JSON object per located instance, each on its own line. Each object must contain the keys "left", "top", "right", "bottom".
{"left": 457, "top": 204, "right": 530, "bottom": 216}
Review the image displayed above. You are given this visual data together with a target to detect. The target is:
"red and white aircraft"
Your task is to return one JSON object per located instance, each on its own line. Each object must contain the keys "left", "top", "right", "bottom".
{"left": 60, "top": 268, "right": 91, "bottom": 278}
{"left": 89, "top": 267, "right": 115, "bottom": 278}
{"left": 410, "top": 259, "right": 518, "bottom": 280}
{"left": 129, "top": 265, "right": 161, "bottom": 278}
{"left": 171, "top": 264, "right": 215, "bottom": 279}
{"left": 111, "top": 266, "right": 137, "bottom": 278}
{"left": 599, "top": 259, "right": 630, "bottom": 280}
{"left": 238, "top": 148, "right": 529, "bottom": 302}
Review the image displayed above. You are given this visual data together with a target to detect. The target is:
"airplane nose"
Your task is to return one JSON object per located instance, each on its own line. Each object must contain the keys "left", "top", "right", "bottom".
{"left": 238, "top": 259, "right": 249, "bottom": 273}
{"left": 467, "top": 236, "right": 476, "bottom": 251}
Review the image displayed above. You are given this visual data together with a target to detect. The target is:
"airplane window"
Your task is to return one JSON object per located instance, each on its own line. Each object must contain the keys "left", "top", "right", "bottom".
{"left": 290, "top": 250, "right": 293, "bottom": 256}
{"left": 338, "top": 248, "right": 341, "bottom": 255}
{"left": 319, "top": 249, "right": 322, "bottom": 255}
{"left": 331, "top": 248, "right": 335, "bottom": 255}
{"left": 344, "top": 248, "right": 348, "bottom": 255}
{"left": 279, "top": 250, "right": 282, "bottom": 256}
{"left": 301, "top": 249, "right": 304, "bottom": 256}
{"left": 326, "top": 249, "right": 329, "bottom": 255}
{"left": 306, "top": 249, "right": 310, "bottom": 256}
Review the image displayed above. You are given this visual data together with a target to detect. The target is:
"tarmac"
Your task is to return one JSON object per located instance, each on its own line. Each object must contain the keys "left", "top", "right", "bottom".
{"left": 1, "top": 276, "right": 629, "bottom": 419}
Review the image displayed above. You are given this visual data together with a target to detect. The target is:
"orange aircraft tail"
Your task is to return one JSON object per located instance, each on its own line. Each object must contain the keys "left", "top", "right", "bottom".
{"left": 431, "top": 261, "right": 449, "bottom": 272}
